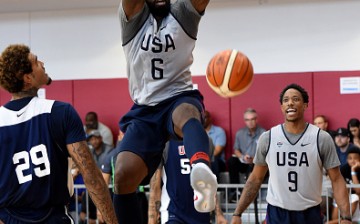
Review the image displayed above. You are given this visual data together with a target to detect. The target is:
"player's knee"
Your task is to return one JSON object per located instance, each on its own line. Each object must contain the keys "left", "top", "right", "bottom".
{"left": 172, "top": 103, "right": 201, "bottom": 129}
{"left": 114, "top": 152, "right": 147, "bottom": 194}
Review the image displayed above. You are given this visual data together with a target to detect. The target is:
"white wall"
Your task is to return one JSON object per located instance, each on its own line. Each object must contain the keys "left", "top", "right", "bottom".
{"left": 1, "top": 0, "right": 360, "bottom": 80}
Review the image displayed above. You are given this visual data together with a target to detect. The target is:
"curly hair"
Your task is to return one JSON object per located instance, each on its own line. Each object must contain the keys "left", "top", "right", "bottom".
{"left": 0, "top": 44, "right": 32, "bottom": 93}
{"left": 279, "top": 83, "right": 309, "bottom": 104}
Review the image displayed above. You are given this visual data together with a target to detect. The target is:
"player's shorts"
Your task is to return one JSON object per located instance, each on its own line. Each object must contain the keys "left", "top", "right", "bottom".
{"left": 0, "top": 206, "right": 74, "bottom": 224}
{"left": 118, "top": 90, "right": 204, "bottom": 184}
{"left": 266, "top": 203, "right": 322, "bottom": 224}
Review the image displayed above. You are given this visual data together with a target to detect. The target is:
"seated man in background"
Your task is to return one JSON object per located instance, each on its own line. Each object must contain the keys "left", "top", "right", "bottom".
{"left": 204, "top": 110, "right": 227, "bottom": 180}
{"left": 84, "top": 111, "right": 114, "bottom": 147}
{"left": 334, "top": 127, "right": 352, "bottom": 167}
{"left": 227, "top": 108, "right": 266, "bottom": 202}
{"left": 313, "top": 114, "right": 335, "bottom": 139}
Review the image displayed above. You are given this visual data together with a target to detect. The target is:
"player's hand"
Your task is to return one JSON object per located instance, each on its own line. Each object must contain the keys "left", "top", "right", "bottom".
{"left": 230, "top": 216, "right": 242, "bottom": 224}
{"left": 216, "top": 214, "right": 228, "bottom": 224}
{"left": 340, "top": 220, "right": 352, "bottom": 224}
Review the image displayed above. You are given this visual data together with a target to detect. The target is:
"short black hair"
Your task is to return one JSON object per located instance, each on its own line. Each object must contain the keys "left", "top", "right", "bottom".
{"left": 279, "top": 83, "right": 309, "bottom": 104}
{"left": 347, "top": 145, "right": 360, "bottom": 156}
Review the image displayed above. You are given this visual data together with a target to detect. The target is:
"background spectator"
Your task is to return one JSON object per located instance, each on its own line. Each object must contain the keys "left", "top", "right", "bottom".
{"left": 84, "top": 111, "right": 114, "bottom": 147}
{"left": 227, "top": 108, "right": 266, "bottom": 202}
{"left": 347, "top": 118, "right": 360, "bottom": 148}
{"left": 204, "top": 110, "right": 227, "bottom": 179}
{"left": 334, "top": 127, "right": 352, "bottom": 167}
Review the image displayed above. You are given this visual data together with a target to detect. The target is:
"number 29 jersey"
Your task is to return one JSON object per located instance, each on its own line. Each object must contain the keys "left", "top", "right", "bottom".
{"left": 0, "top": 97, "right": 85, "bottom": 213}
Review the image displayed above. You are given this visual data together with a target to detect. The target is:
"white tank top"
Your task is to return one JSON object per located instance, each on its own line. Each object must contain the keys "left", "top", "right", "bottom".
{"left": 119, "top": 0, "right": 202, "bottom": 105}
{"left": 266, "top": 124, "right": 323, "bottom": 210}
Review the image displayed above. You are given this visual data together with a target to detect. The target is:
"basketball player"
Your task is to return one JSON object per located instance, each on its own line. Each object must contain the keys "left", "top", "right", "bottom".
{"left": 0, "top": 44, "right": 117, "bottom": 224}
{"left": 114, "top": 0, "right": 218, "bottom": 223}
{"left": 148, "top": 140, "right": 228, "bottom": 224}
{"left": 230, "top": 83, "right": 352, "bottom": 224}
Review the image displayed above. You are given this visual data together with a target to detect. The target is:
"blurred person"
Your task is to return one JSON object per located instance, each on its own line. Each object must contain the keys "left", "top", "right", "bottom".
{"left": 326, "top": 146, "right": 360, "bottom": 223}
{"left": 347, "top": 118, "right": 360, "bottom": 148}
{"left": 230, "top": 83, "right": 351, "bottom": 224}
{"left": 84, "top": 111, "right": 114, "bottom": 147}
{"left": 0, "top": 44, "right": 117, "bottom": 223}
{"left": 334, "top": 127, "right": 352, "bottom": 167}
{"left": 204, "top": 110, "right": 227, "bottom": 179}
{"left": 113, "top": 0, "right": 217, "bottom": 223}
{"left": 148, "top": 140, "right": 227, "bottom": 224}
{"left": 313, "top": 114, "right": 335, "bottom": 139}
{"left": 227, "top": 108, "right": 266, "bottom": 202}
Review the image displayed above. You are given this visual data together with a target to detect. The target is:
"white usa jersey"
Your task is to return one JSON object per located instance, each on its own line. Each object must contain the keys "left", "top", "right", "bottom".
{"left": 119, "top": 0, "right": 202, "bottom": 105}
{"left": 266, "top": 124, "right": 323, "bottom": 210}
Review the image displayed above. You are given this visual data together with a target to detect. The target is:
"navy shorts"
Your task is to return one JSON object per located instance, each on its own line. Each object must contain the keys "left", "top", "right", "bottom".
{"left": 0, "top": 206, "right": 74, "bottom": 224}
{"left": 118, "top": 90, "right": 204, "bottom": 184}
{"left": 266, "top": 203, "right": 322, "bottom": 224}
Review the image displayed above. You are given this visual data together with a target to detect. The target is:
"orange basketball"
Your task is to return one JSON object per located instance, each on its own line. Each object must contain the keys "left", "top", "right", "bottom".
{"left": 206, "top": 49, "right": 254, "bottom": 98}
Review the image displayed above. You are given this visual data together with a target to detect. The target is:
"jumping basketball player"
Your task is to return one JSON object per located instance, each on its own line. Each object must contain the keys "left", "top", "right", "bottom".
{"left": 114, "top": 0, "right": 218, "bottom": 223}
{"left": 230, "top": 83, "right": 351, "bottom": 224}
{"left": 0, "top": 44, "right": 117, "bottom": 224}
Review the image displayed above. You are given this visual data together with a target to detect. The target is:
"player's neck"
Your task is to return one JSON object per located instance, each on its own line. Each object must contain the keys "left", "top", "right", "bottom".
{"left": 11, "top": 88, "right": 38, "bottom": 100}
{"left": 283, "top": 121, "right": 307, "bottom": 134}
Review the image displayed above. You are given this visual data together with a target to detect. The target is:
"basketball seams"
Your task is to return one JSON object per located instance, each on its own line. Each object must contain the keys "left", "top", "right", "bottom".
{"left": 219, "top": 49, "right": 237, "bottom": 95}
{"left": 206, "top": 49, "right": 253, "bottom": 98}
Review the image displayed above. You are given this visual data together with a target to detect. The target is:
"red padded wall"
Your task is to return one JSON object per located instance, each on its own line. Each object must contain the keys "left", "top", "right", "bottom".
{"left": 2, "top": 71, "right": 360, "bottom": 162}
{"left": 313, "top": 71, "right": 360, "bottom": 131}
{"left": 73, "top": 78, "right": 133, "bottom": 142}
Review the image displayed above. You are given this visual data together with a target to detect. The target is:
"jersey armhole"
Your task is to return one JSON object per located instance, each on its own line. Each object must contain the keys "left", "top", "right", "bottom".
{"left": 316, "top": 129, "right": 324, "bottom": 164}
{"left": 264, "top": 130, "right": 271, "bottom": 158}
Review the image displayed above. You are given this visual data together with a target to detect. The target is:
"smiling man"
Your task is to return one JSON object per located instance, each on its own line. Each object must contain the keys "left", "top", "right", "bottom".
{"left": 230, "top": 83, "right": 352, "bottom": 224}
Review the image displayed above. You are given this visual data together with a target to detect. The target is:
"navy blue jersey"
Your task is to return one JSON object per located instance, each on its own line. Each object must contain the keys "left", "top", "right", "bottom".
{"left": 0, "top": 96, "right": 86, "bottom": 221}
{"left": 160, "top": 140, "right": 210, "bottom": 224}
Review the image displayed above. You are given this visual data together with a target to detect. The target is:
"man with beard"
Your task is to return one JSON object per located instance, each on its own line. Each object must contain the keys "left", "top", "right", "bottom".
{"left": 230, "top": 84, "right": 351, "bottom": 224}
{"left": 0, "top": 44, "right": 117, "bottom": 224}
{"left": 114, "top": 0, "right": 218, "bottom": 223}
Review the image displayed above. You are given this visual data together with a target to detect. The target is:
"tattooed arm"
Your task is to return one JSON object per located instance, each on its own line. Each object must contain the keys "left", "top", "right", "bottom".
{"left": 148, "top": 167, "right": 162, "bottom": 224}
{"left": 68, "top": 141, "right": 118, "bottom": 224}
{"left": 231, "top": 165, "right": 268, "bottom": 224}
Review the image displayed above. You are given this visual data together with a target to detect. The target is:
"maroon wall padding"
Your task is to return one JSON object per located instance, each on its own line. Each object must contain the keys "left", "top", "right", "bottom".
{"left": 313, "top": 71, "right": 360, "bottom": 131}
{"left": 1, "top": 71, "right": 360, "bottom": 161}
{"left": 0, "top": 87, "right": 11, "bottom": 105}
{"left": 43, "top": 80, "right": 73, "bottom": 104}
{"left": 73, "top": 78, "right": 133, "bottom": 142}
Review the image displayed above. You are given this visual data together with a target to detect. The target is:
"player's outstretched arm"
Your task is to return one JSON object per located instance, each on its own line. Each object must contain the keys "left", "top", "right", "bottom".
{"left": 231, "top": 165, "right": 268, "bottom": 224}
{"left": 328, "top": 166, "right": 352, "bottom": 223}
{"left": 121, "top": 0, "right": 145, "bottom": 20}
{"left": 148, "top": 167, "right": 162, "bottom": 224}
{"left": 190, "top": 0, "right": 210, "bottom": 14}
{"left": 67, "top": 141, "right": 118, "bottom": 224}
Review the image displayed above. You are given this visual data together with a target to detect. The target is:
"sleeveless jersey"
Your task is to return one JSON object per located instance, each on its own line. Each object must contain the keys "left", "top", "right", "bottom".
{"left": 0, "top": 97, "right": 84, "bottom": 220}
{"left": 160, "top": 141, "right": 210, "bottom": 224}
{"left": 266, "top": 124, "right": 323, "bottom": 210}
{"left": 119, "top": 0, "right": 202, "bottom": 106}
